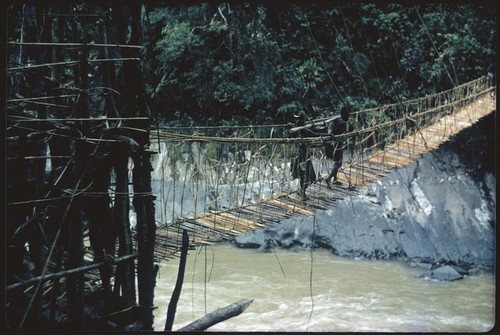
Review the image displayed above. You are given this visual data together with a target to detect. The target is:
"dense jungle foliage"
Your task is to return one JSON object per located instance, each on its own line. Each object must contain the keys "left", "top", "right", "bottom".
{"left": 144, "top": 3, "right": 496, "bottom": 127}
{"left": 6, "top": 2, "right": 496, "bottom": 128}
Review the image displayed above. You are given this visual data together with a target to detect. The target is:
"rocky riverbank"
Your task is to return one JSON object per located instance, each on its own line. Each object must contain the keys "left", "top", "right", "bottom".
{"left": 235, "top": 113, "right": 496, "bottom": 276}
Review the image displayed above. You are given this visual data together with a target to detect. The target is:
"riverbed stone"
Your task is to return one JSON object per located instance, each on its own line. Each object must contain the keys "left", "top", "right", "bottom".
{"left": 235, "top": 229, "right": 267, "bottom": 249}
{"left": 419, "top": 265, "right": 464, "bottom": 281}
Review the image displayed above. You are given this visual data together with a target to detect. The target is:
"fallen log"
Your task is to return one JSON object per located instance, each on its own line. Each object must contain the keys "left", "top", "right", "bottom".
{"left": 176, "top": 298, "right": 253, "bottom": 332}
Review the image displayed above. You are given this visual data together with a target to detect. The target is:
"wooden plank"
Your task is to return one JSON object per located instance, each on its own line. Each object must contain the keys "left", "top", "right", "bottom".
{"left": 341, "top": 166, "right": 378, "bottom": 183}
{"left": 346, "top": 161, "right": 388, "bottom": 176}
{"left": 189, "top": 217, "right": 237, "bottom": 236}
{"left": 267, "top": 197, "right": 305, "bottom": 212}
{"left": 267, "top": 198, "right": 314, "bottom": 216}
{"left": 219, "top": 212, "right": 265, "bottom": 228}
{"left": 367, "top": 152, "right": 413, "bottom": 167}
{"left": 396, "top": 138, "right": 430, "bottom": 151}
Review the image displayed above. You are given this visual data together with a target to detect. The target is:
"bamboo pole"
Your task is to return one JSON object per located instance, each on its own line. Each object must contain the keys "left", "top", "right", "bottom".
{"left": 7, "top": 253, "right": 139, "bottom": 292}
{"left": 8, "top": 41, "right": 142, "bottom": 49}
{"left": 8, "top": 57, "right": 140, "bottom": 71}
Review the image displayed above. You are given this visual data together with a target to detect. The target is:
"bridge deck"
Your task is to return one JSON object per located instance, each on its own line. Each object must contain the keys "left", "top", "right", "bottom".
{"left": 153, "top": 95, "right": 495, "bottom": 260}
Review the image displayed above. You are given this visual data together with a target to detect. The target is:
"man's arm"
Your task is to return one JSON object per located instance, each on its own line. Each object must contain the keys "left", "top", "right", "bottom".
{"left": 301, "top": 127, "right": 332, "bottom": 138}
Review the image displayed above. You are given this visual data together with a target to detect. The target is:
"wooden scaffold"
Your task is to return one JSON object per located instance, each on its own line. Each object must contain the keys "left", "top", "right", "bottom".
{"left": 6, "top": 3, "right": 157, "bottom": 331}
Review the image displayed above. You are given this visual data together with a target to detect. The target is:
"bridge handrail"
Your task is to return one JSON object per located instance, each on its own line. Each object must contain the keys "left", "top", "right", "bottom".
{"left": 154, "top": 77, "right": 494, "bottom": 145}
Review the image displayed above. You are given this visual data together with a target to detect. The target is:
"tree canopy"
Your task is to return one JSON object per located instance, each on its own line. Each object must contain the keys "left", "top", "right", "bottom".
{"left": 6, "top": 2, "right": 497, "bottom": 128}
{"left": 143, "top": 3, "right": 495, "bottom": 126}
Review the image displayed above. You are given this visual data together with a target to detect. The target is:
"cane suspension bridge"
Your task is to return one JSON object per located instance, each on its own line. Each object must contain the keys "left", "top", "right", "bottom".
{"left": 151, "top": 76, "right": 495, "bottom": 260}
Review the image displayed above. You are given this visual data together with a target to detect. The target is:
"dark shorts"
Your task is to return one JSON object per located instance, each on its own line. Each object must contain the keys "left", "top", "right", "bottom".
{"left": 291, "top": 157, "right": 316, "bottom": 184}
{"left": 326, "top": 142, "right": 343, "bottom": 162}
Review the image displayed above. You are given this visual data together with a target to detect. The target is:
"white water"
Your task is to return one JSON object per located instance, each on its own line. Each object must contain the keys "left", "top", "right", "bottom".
{"left": 152, "top": 243, "right": 495, "bottom": 332}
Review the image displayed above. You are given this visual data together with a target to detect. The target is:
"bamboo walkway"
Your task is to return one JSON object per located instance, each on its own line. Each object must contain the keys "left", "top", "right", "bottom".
{"left": 153, "top": 94, "right": 495, "bottom": 260}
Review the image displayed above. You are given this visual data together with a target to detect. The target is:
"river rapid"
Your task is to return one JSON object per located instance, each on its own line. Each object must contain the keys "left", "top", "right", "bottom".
{"left": 152, "top": 243, "right": 494, "bottom": 332}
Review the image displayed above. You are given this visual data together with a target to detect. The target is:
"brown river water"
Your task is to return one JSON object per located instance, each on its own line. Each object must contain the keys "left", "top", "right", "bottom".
{"left": 152, "top": 243, "right": 494, "bottom": 332}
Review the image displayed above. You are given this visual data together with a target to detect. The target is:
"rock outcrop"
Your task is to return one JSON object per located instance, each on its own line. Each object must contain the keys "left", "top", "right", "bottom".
{"left": 235, "top": 113, "right": 496, "bottom": 273}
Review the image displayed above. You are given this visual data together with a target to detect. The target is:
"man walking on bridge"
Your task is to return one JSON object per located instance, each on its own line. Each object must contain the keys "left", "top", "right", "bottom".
{"left": 288, "top": 111, "right": 330, "bottom": 200}
{"left": 325, "top": 106, "right": 350, "bottom": 188}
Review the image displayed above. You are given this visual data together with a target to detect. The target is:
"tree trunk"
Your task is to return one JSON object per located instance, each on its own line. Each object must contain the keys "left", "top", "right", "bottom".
{"left": 177, "top": 299, "right": 254, "bottom": 332}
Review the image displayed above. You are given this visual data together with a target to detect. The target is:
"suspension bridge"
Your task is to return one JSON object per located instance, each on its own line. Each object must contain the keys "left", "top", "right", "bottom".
{"left": 152, "top": 77, "right": 495, "bottom": 260}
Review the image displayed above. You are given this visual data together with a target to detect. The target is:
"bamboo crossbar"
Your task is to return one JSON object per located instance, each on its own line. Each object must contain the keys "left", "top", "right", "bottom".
{"left": 8, "top": 41, "right": 142, "bottom": 49}
{"left": 8, "top": 115, "right": 149, "bottom": 122}
{"left": 8, "top": 57, "right": 141, "bottom": 71}
{"left": 6, "top": 253, "right": 139, "bottom": 292}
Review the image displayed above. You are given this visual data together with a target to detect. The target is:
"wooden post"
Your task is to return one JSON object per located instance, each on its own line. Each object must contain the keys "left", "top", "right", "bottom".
{"left": 66, "top": 34, "right": 91, "bottom": 329}
{"left": 164, "top": 230, "right": 189, "bottom": 331}
{"left": 113, "top": 153, "right": 136, "bottom": 308}
{"left": 133, "top": 151, "right": 157, "bottom": 329}
{"left": 127, "top": 3, "right": 157, "bottom": 329}
{"left": 84, "top": 158, "right": 113, "bottom": 321}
